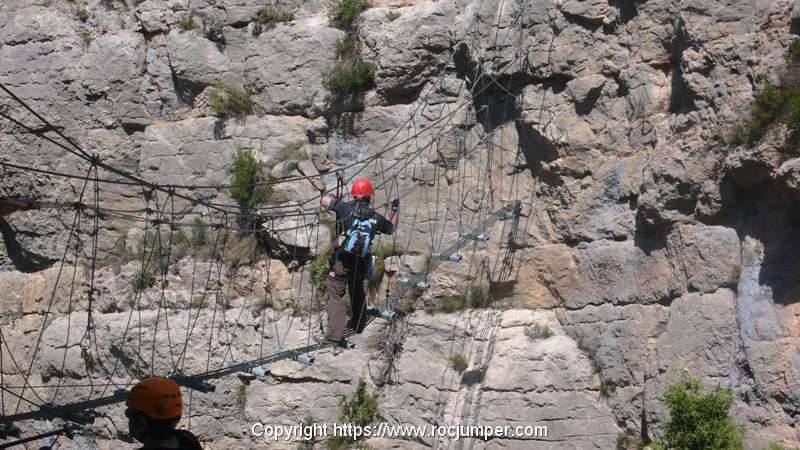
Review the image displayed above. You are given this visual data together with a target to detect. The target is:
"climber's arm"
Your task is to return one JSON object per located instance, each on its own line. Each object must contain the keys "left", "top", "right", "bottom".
{"left": 320, "top": 192, "right": 338, "bottom": 210}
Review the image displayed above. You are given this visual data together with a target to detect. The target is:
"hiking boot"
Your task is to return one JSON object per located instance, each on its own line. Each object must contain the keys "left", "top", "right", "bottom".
{"left": 314, "top": 336, "right": 353, "bottom": 349}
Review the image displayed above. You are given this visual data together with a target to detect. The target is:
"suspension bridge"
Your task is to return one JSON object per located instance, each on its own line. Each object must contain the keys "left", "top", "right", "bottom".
{"left": 0, "top": 3, "right": 541, "bottom": 447}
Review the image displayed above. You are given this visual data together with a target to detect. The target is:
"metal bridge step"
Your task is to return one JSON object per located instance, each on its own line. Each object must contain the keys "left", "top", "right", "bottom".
{"left": 294, "top": 353, "right": 314, "bottom": 365}
{"left": 170, "top": 372, "right": 216, "bottom": 393}
{"left": 398, "top": 277, "right": 430, "bottom": 291}
{"left": 433, "top": 253, "right": 462, "bottom": 262}
{"left": 367, "top": 306, "right": 398, "bottom": 321}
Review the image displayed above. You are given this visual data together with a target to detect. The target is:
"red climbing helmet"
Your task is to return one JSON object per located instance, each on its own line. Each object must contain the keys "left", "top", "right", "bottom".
{"left": 126, "top": 377, "right": 183, "bottom": 421}
{"left": 351, "top": 178, "right": 374, "bottom": 199}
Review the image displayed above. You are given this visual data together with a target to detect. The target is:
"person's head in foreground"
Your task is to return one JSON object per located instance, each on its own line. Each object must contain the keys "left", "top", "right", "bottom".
{"left": 125, "top": 377, "right": 202, "bottom": 450}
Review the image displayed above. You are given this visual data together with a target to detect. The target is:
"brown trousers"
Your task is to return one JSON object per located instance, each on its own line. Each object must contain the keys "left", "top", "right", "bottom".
{"left": 325, "top": 257, "right": 368, "bottom": 341}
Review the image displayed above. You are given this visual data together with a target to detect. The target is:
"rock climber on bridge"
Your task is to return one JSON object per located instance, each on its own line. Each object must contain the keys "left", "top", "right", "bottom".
{"left": 319, "top": 177, "right": 399, "bottom": 347}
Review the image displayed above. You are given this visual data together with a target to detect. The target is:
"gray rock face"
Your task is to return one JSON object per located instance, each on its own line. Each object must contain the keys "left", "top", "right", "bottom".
{"left": 244, "top": 22, "right": 342, "bottom": 117}
{"left": 2, "top": 0, "right": 800, "bottom": 448}
{"left": 166, "top": 29, "right": 233, "bottom": 91}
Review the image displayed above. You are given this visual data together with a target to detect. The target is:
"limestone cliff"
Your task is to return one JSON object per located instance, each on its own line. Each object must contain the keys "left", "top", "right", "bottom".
{"left": 0, "top": 0, "right": 799, "bottom": 448}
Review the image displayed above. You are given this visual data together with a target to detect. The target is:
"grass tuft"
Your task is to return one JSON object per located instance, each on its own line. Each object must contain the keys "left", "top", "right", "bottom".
{"left": 178, "top": 13, "right": 197, "bottom": 31}
{"left": 229, "top": 149, "right": 272, "bottom": 210}
{"left": 131, "top": 269, "right": 156, "bottom": 292}
{"left": 788, "top": 39, "right": 800, "bottom": 62}
{"left": 449, "top": 353, "right": 468, "bottom": 373}
{"left": 525, "top": 322, "right": 554, "bottom": 340}
{"left": 331, "top": 0, "right": 370, "bottom": 30}
{"left": 209, "top": 82, "right": 255, "bottom": 119}
{"left": 323, "top": 60, "right": 375, "bottom": 98}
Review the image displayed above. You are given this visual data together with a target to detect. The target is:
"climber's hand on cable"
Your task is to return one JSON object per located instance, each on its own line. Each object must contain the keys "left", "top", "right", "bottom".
{"left": 320, "top": 192, "right": 339, "bottom": 209}
{"left": 390, "top": 198, "right": 400, "bottom": 210}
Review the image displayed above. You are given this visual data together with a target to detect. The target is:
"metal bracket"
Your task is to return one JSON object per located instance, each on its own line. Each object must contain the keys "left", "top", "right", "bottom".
{"left": 250, "top": 365, "right": 270, "bottom": 380}
{"left": 39, "top": 404, "right": 95, "bottom": 425}
{"left": 368, "top": 307, "right": 398, "bottom": 321}
{"left": 500, "top": 200, "right": 523, "bottom": 220}
{"left": 433, "top": 253, "right": 462, "bottom": 262}
{"left": 294, "top": 353, "right": 314, "bottom": 365}
{"left": 169, "top": 372, "right": 216, "bottom": 393}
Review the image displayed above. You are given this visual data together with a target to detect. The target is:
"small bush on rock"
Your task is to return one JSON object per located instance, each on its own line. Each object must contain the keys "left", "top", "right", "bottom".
{"left": 257, "top": 5, "right": 295, "bottom": 25}
{"left": 788, "top": 39, "right": 800, "bottom": 62}
{"left": 178, "top": 13, "right": 197, "bottom": 31}
{"left": 525, "top": 322, "right": 554, "bottom": 340}
{"left": 229, "top": 149, "right": 271, "bottom": 209}
{"left": 661, "top": 378, "right": 744, "bottom": 450}
{"left": 449, "top": 353, "right": 468, "bottom": 373}
{"left": 335, "top": 37, "right": 356, "bottom": 58}
{"left": 253, "top": 5, "right": 295, "bottom": 36}
{"left": 131, "top": 269, "right": 156, "bottom": 292}
{"left": 467, "top": 284, "right": 492, "bottom": 308}
{"left": 323, "top": 60, "right": 375, "bottom": 97}
{"left": 329, "top": 377, "right": 378, "bottom": 447}
{"left": 331, "top": 0, "right": 370, "bottom": 29}
{"left": 209, "top": 82, "right": 255, "bottom": 119}
{"left": 310, "top": 245, "right": 334, "bottom": 291}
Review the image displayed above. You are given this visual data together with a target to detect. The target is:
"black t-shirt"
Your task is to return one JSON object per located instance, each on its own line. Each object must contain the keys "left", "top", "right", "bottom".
{"left": 329, "top": 198, "right": 393, "bottom": 236}
{"left": 138, "top": 430, "right": 203, "bottom": 450}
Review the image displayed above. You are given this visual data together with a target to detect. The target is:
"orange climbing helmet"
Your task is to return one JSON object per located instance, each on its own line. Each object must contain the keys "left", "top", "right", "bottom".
{"left": 351, "top": 178, "right": 374, "bottom": 199}
{"left": 126, "top": 377, "right": 183, "bottom": 421}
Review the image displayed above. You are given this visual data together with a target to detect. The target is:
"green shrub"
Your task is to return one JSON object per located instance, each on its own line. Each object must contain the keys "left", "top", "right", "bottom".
{"left": 467, "top": 284, "right": 492, "bottom": 308}
{"left": 323, "top": 60, "right": 375, "bottom": 97}
{"left": 299, "top": 416, "right": 320, "bottom": 449}
{"left": 76, "top": 7, "right": 90, "bottom": 22}
{"left": 449, "top": 353, "right": 468, "bottom": 373}
{"left": 229, "top": 149, "right": 272, "bottom": 210}
{"left": 191, "top": 217, "right": 207, "bottom": 247}
{"left": 765, "top": 443, "right": 788, "bottom": 450}
{"left": 525, "top": 323, "right": 554, "bottom": 340}
{"left": 331, "top": 0, "right": 370, "bottom": 29}
{"left": 428, "top": 295, "right": 466, "bottom": 314}
{"left": 339, "top": 378, "right": 378, "bottom": 427}
{"left": 788, "top": 40, "right": 800, "bottom": 62}
{"left": 785, "top": 88, "right": 800, "bottom": 132}
{"left": 252, "top": 6, "right": 294, "bottom": 36}
{"left": 178, "top": 13, "right": 196, "bottom": 30}
{"left": 752, "top": 85, "right": 785, "bottom": 127}
{"left": 131, "top": 269, "right": 156, "bottom": 292}
{"left": 616, "top": 433, "right": 644, "bottom": 450}
{"left": 310, "top": 245, "right": 333, "bottom": 290}
{"left": 209, "top": 82, "right": 255, "bottom": 119}
{"left": 170, "top": 229, "right": 191, "bottom": 261}
{"left": 256, "top": 6, "right": 295, "bottom": 26}
{"left": 736, "top": 85, "right": 784, "bottom": 146}
{"left": 80, "top": 32, "right": 92, "bottom": 49}
{"left": 662, "top": 378, "right": 744, "bottom": 450}
{"left": 335, "top": 37, "right": 355, "bottom": 57}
